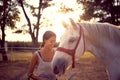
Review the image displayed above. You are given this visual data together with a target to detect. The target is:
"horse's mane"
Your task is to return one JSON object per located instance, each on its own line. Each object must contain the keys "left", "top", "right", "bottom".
{"left": 80, "top": 22, "right": 120, "bottom": 45}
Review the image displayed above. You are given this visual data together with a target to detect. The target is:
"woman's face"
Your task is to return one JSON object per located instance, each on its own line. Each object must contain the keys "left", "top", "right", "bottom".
{"left": 44, "top": 36, "right": 56, "bottom": 49}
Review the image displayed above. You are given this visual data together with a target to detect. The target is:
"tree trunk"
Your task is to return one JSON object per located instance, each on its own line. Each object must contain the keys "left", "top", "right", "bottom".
{"left": 1, "top": 26, "right": 8, "bottom": 61}
{"left": 109, "top": 1, "right": 116, "bottom": 25}
{"left": 19, "top": 0, "right": 42, "bottom": 47}
{"left": 33, "top": 0, "right": 42, "bottom": 47}
{"left": 0, "top": 0, "right": 8, "bottom": 61}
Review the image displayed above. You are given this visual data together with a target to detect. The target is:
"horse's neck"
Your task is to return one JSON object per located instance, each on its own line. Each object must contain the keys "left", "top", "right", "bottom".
{"left": 81, "top": 22, "right": 120, "bottom": 51}
{"left": 81, "top": 23, "right": 120, "bottom": 66}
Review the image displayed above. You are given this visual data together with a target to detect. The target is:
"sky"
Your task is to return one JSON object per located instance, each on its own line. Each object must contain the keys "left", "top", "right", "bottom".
{"left": 5, "top": 0, "right": 85, "bottom": 42}
{"left": 5, "top": 25, "right": 65, "bottom": 42}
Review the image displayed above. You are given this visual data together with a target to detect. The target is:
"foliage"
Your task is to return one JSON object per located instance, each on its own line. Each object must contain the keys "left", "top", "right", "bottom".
{"left": 17, "top": 0, "right": 52, "bottom": 47}
{"left": 78, "top": 0, "right": 120, "bottom": 25}
{"left": 0, "top": 0, "right": 20, "bottom": 29}
{"left": 0, "top": 0, "right": 20, "bottom": 61}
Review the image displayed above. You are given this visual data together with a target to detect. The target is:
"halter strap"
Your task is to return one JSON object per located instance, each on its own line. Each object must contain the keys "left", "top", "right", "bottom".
{"left": 57, "top": 24, "right": 83, "bottom": 68}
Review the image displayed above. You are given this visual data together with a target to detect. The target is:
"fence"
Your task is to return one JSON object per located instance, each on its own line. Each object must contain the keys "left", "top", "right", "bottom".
{"left": 0, "top": 41, "right": 59, "bottom": 53}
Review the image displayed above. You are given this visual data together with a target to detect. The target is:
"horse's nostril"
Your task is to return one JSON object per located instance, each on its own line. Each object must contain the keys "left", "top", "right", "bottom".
{"left": 53, "top": 66, "right": 59, "bottom": 74}
{"left": 63, "top": 64, "right": 66, "bottom": 74}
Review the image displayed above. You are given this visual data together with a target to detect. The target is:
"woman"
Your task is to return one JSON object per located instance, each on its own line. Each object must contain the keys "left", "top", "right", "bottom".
{"left": 27, "top": 31, "right": 57, "bottom": 80}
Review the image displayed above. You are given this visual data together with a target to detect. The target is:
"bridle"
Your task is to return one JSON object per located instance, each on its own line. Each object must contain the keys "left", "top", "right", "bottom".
{"left": 56, "top": 24, "right": 85, "bottom": 68}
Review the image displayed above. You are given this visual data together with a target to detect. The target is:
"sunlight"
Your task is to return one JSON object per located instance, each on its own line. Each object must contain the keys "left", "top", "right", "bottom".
{"left": 40, "top": 0, "right": 84, "bottom": 41}
{"left": 26, "top": 0, "right": 39, "bottom": 7}
{"left": 52, "top": 0, "right": 77, "bottom": 8}
{"left": 5, "top": 0, "right": 84, "bottom": 42}
{"left": 47, "top": 0, "right": 84, "bottom": 21}
{"left": 5, "top": 27, "right": 31, "bottom": 42}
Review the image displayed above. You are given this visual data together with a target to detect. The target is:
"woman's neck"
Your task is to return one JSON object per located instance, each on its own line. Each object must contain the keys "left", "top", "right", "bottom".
{"left": 42, "top": 47, "right": 53, "bottom": 54}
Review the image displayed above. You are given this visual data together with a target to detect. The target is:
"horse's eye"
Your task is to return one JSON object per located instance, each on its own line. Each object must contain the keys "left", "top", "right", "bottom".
{"left": 69, "top": 38, "right": 76, "bottom": 43}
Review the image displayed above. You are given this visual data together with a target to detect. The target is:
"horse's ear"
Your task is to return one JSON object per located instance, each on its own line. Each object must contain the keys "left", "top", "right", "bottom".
{"left": 62, "top": 20, "right": 69, "bottom": 29}
{"left": 69, "top": 18, "right": 78, "bottom": 30}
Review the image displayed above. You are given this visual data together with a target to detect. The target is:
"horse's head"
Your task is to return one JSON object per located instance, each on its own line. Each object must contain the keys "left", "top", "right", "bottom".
{"left": 52, "top": 18, "right": 85, "bottom": 75}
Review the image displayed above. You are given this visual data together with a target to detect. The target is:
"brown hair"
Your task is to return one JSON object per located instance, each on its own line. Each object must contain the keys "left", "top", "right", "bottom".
{"left": 41, "top": 31, "right": 56, "bottom": 47}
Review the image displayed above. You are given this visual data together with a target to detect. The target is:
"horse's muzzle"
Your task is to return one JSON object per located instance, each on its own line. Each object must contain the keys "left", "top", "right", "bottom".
{"left": 53, "top": 65, "right": 59, "bottom": 74}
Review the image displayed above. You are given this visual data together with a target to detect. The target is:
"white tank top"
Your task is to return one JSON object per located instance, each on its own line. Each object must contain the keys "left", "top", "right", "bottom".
{"left": 35, "top": 51, "right": 57, "bottom": 80}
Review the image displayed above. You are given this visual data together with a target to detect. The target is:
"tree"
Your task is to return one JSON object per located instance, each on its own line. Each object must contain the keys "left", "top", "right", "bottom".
{"left": 17, "top": 0, "right": 51, "bottom": 47}
{"left": 0, "top": 0, "right": 20, "bottom": 61}
{"left": 79, "top": 0, "right": 120, "bottom": 25}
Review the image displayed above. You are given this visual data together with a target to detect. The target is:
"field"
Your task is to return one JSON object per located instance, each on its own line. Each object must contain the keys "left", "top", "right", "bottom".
{"left": 0, "top": 51, "right": 108, "bottom": 80}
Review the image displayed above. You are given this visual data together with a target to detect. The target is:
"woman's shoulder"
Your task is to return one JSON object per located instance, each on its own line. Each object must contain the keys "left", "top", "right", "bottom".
{"left": 32, "top": 50, "right": 41, "bottom": 58}
{"left": 30, "top": 51, "right": 39, "bottom": 64}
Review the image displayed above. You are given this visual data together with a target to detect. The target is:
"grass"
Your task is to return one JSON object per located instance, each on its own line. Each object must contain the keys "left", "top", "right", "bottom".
{"left": 80, "top": 52, "right": 96, "bottom": 60}
{"left": 0, "top": 51, "right": 107, "bottom": 80}
{"left": 0, "top": 51, "right": 96, "bottom": 62}
{"left": 0, "top": 51, "right": 33, "bottom": 62}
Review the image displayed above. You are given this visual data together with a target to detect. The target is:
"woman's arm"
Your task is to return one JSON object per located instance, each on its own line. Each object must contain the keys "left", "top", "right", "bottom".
{"left": 27, "top": 53, "right": 49, "bottom": 80}
{"left": 27, "top": 53, "right": 40, "bottom": 80}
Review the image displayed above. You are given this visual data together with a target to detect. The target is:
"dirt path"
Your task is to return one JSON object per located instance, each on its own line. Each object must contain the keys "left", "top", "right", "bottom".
{"left": 57, "top": 55, "right": 108, "bottom": 80}
{"left": 0, "top": 61, "right": 29, "bottom": 80}
{"left": 0, "top": 52, "right": 109, "bottom": 80}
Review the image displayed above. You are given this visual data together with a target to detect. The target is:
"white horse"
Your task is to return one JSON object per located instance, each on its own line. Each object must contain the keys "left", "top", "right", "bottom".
{"left": 52, "top": 18, "right": 120, "bottom": 80}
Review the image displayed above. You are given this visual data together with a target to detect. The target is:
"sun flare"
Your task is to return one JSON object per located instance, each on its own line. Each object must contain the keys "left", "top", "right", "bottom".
{"left": 40, "top": 0, "right": 84, "bottom": 42}
{"left": 6, "top": 0, "right": 84, "bottom": 42}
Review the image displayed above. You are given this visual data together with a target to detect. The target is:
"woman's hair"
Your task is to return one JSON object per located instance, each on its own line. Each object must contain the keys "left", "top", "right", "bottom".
{"left": 41, "top": 31, "right": 56, "bottom": 47}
